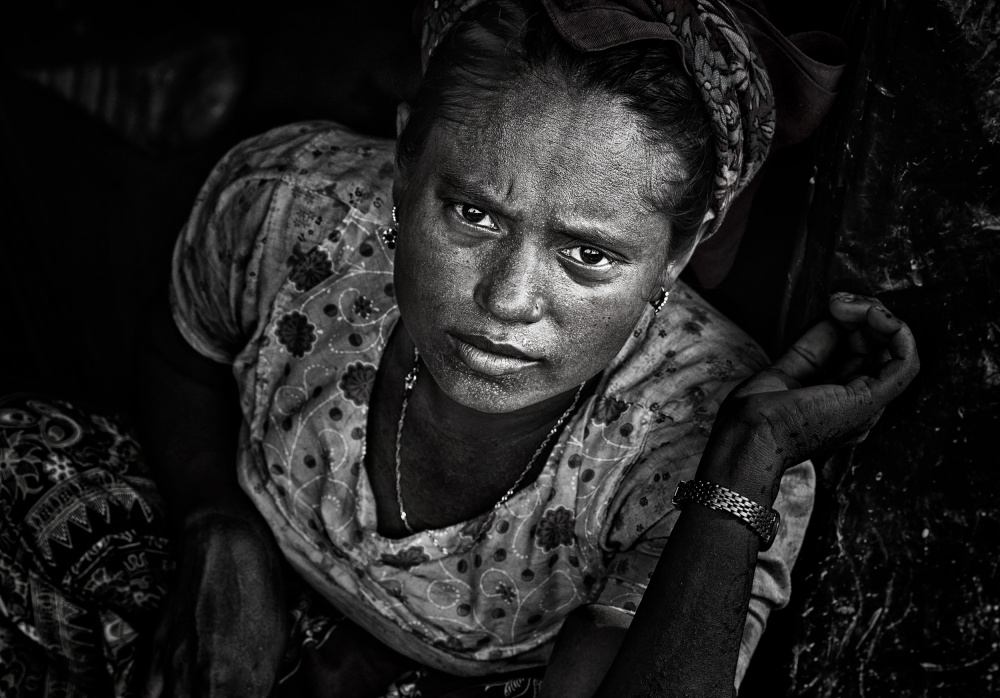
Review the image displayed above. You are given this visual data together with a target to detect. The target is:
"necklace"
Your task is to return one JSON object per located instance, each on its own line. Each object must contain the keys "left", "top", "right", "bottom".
{"left": 394, "top": 347, "right": 585, "bottom": 554}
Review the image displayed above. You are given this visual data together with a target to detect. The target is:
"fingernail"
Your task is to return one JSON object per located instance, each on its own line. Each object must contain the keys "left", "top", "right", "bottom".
{"left": 831, "top": 292, "right": 856, "bottom": 302}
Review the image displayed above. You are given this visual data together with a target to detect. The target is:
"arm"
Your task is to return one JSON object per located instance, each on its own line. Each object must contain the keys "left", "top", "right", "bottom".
{"left": 541, "top": 294, "right": 920, "bottom": 697}
{"left": 540, "top": 443, "right": 769, "bottom": 698}
{"left": 134, "top": 293, "right": 289, "bottom": 698}
{"left": 591, "top": 437, "right": 774, "bottom": 697}
{"left": 131, "top": 128, "right": 335, "bottom": 698}
{"left": 135, "top": 291, "right": 256, "bottom": 529}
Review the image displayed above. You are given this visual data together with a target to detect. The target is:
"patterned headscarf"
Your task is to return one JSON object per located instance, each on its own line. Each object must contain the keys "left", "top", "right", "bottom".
{"left": 416, "top": 0, "right": 776, "bottom": 242}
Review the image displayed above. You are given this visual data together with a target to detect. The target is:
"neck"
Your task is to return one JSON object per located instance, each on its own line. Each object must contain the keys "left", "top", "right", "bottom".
{"left": 420, "top": 371, "right": 583, "bottom": 444}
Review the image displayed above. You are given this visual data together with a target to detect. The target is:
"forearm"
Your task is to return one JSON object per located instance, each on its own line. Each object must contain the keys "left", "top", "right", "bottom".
{"left": 133, "top": 297, "right": 264, "bottom": 532}
{"left": 591, "top": 432, "right": 778, "bottom": 698}
{"left": 593, "top": 510, "right": 755, "bottom": 696}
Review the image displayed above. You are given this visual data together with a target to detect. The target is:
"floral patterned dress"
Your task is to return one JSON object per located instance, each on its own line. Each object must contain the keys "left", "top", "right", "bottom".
{"left": 169, "top": 121, "right": 815, "bottom": 687}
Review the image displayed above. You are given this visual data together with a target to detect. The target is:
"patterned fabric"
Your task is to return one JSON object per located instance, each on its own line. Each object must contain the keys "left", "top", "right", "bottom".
{"left": 381, "top": 668, "right": 543, "bottom": 697}
{"left": 416, "top": 0, "right": 774, "bottom": 239}
{"left": 0, "top": 395, "right": 173, "bottom": 698}
{"left": 0, "top": 395, "right": 544, "bottom": 698}
{"left": 170, "top": 121, "right": 814, "bottom": 684}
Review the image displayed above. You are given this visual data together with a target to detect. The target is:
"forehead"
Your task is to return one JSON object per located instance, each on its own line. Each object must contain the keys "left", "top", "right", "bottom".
{"left": 422, "top": 81, "right": 677, "bottom": 227}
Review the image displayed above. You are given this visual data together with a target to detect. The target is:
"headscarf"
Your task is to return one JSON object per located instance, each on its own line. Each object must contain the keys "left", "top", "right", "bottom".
{"left": 415, "top": 0, "right": 846, "bottom": 286}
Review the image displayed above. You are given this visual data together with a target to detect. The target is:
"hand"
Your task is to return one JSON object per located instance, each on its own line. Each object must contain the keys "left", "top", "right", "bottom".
{"left": 143, "top": 513, "right": 289, "bottom": 698}
{"left": 273, "top": 622, "right": 417, "bottom": 698}
{"left": 704, "top": 293, "right": 920, "bottom": 501}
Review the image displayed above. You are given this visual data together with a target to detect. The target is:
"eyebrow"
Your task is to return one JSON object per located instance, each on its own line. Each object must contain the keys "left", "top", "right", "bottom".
{"left": 437, "top": 170, "right": 506, "bottom": 210}
{"left": 436, "top": 169, "right": 639, "bottom": 254}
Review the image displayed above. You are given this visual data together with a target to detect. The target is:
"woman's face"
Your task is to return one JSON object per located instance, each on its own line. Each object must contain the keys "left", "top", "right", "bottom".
{"left": 394, "top": 83, "right": 684, "bottom": 414}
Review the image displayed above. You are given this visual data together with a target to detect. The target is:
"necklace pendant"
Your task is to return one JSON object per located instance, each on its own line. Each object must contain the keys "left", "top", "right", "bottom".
{"left": 403, "top": 348, "right": 420, "bottom": 393}
{"left": 404, "top": 369, "right": 418, "bottom": 392}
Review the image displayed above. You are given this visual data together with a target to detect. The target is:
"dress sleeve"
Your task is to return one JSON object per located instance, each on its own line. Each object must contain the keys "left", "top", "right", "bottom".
{"left": 169, "top": 138, "right": 282, "bottom": 364}
{"left": 594, "top": 417, "right": 816, "bottom": 688}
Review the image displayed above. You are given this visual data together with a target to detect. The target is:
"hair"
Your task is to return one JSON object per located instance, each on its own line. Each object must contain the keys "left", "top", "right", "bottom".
{"left": 397, "top": 0, "right": 716, "bottom": 257}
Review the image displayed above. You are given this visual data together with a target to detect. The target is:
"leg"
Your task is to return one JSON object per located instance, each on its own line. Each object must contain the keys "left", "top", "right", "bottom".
{"left": 0, "top": 394, "right": 174, "bottom": 697}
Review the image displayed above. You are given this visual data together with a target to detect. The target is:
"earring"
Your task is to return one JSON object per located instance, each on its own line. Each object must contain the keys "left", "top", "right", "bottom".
{"left": 380, "top": 206, "right": 399, "bottom": 249}
{"left": 651, "top": 287, "right": 669, "bottom": 314}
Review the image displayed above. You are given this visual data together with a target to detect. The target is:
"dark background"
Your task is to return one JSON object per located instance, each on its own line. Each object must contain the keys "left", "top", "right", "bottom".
{"left": 1, "top": 1, "right": 997, "bottom": 695}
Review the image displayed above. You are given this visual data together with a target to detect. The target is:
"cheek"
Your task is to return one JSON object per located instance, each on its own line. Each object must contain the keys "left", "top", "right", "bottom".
{"left": 394, "top": 228, "right": 475, "bottom": 325}
{"left": 551, "top": 287, "right": 650, "bottom": 377}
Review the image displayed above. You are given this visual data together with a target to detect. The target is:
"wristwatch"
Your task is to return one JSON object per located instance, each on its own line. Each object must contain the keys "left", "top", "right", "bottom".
{"left": 672, "top": 480, "right": 781, "bottom": 551}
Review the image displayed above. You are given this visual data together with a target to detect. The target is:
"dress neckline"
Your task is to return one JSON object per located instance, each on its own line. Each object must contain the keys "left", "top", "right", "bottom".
{"left": 354, "top": 313, "right": 588, "bottom": 556}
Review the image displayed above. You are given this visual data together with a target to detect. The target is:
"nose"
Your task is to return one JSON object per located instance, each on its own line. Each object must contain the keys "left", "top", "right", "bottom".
{"left": 473, "top": 239, "right": 546, "bottom": 324}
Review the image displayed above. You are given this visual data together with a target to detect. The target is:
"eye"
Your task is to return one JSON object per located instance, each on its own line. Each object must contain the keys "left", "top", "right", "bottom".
{"left": 451, "top": 203, "right": 498, "bottom": 231}
{"left": 561, "top": 245, "right": 615, "bottom": 269}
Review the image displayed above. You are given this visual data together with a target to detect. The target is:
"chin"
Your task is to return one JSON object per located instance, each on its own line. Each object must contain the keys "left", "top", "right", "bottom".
{"left": 425, "top": 357, "right": 553, "bottom": 414}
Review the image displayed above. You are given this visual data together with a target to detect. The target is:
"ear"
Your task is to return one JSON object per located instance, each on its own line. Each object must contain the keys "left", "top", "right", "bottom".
{"left": 396, "top": 102, "right": 411, "bottom": 139}
{"left": 657, "top": 210, "right": 716, "bottom": 290}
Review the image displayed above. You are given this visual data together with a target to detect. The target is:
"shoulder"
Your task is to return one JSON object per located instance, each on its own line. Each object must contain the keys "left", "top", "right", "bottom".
{"left": 170, "top": 122, "right": 397, "bottom": 363}
{"left": 571, "top": 283, "right": 769, "bottom": 483}
{"left": 209, "top": 121, "right": 396, "bottom": 271}
{"left": 180, "top": 121, "right": 396, "bottom": 252}
{"left": 601, "top": 282, "right": 768, "bottom": 425}
{"left": 215, "top": 121, "right": 396, "bottom": 205}
{"left": 573, "top": 284, "right": 770, "bottom": 553}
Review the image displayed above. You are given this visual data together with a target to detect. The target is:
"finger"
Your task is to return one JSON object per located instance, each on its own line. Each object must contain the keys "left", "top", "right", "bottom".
{"left": 772, "top": 319, "right": 842, "bottom": 382}
{"left": 829, "top": 293, "right": 903, "bottom": 336}
{"left": 143, "top": 660, "right": 165, "bottom": 698}
{"left": 828, "top": 292, "right": 881, "bottom": 321}
{"left": 726, "top": 366, "right": 802, "bottom": 402}
{"left": 829, "top": 293, "right": 912, "bottom": 375}
{"left": 828, "top": 292, "right": 873, "bottom": 328}
{"left": 878, "top": 319, "right": 920, "bottom": 392}
{"left": 142, "top": 614, "right": 170, "bottom": 698}
{"left": 167, "top": 643, "right": 197, "bottom": 698}
{"left": 866, "top": 303, "right": 906, "bottom": 335}
{"left": 847, "top": 322, "right": 920, "bottom": 403}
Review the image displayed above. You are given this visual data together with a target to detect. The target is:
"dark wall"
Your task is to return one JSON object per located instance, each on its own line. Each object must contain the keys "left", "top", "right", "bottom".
{"left": 741, "top": 0, "right": 1000, "bottom": 695}
{"left": 0, "top": 1, "right": 421, "bottom": 411}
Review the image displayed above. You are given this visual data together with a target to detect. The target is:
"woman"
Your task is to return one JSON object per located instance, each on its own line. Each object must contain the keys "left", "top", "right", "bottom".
{"left": 0, "top": 1, "right": 918, "bottom": 696}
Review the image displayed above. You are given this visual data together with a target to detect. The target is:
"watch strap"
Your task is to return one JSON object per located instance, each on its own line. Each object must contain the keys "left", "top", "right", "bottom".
{"left": 672, "top": 479, "right": 781, "bottom": 551}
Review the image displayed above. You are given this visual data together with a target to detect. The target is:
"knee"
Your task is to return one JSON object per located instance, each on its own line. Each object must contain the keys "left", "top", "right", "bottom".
{"left": 0, "top": 395, "right": 174, "bottom": 619}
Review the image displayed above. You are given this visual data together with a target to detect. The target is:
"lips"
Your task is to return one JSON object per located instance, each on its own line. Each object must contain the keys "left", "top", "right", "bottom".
{"left": 449, "top": 332, "right": 542, "bottom": 376}
{"left": 452, "top": 332, "right": 540, "bottom": 361}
